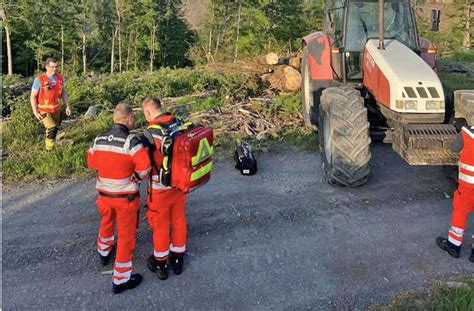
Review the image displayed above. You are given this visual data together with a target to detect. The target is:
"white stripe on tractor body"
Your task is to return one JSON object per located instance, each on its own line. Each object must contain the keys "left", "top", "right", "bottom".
{"left": 365, "top": 39, "right": 444, "bottom": 113}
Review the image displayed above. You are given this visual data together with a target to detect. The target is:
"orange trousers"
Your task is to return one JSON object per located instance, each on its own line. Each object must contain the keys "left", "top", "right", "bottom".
{"left": 146, "top": 188, "right": 187, "bottom": 261}
{"left": 448, "top": 185, "right": 474, "bottom": 246}
{"left": 96, "top": 195, "right": 140, "bottom": 285}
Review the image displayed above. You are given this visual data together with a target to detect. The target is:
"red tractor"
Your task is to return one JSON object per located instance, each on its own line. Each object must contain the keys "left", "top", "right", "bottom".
{"left": 301, "top": 0, "right": 473, "bottom": 187}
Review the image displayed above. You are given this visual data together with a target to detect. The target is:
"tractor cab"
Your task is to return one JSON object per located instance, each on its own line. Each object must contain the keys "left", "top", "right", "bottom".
{"left": 324, "top": 0, "right": 418, "bottom": 80}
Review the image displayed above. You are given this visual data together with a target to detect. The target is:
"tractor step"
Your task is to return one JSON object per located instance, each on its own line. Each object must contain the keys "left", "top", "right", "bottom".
{"left": 392, "top": 124, "right": 460, "bottom": 165}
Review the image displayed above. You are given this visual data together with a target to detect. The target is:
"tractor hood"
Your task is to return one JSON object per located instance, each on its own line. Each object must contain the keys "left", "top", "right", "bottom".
{"left": 363, "top": 39, "right": 445, "bottom": 114}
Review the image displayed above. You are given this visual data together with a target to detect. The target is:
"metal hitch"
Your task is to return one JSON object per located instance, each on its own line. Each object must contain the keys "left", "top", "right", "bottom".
{"left": 392, "top": 124, "right": 460, "bottom": 165}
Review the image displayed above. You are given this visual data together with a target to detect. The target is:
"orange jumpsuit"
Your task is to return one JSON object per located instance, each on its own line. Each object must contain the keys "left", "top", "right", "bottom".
{"left": 87, "top": 124, "right": 150, "bottom": 285}
{"left": 448, "top": 126, "right": 474, "bottom": 247}
{"left": 144, "top": 113, "right": 187, "bottom": 261}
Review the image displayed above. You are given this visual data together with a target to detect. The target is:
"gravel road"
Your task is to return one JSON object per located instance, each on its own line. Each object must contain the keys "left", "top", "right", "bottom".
{"left": 2, "top": 143, "right": 473, "bottom": 310}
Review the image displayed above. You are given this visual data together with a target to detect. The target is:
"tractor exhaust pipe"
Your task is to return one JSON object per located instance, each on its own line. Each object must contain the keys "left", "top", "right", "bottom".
{"left": 379, "top": 0, "right": 385, "bottom": 49}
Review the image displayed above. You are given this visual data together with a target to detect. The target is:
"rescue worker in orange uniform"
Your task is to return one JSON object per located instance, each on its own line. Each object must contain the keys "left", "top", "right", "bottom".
{"left": 437, "top": 126, "right": 474, "bottom": 262}
{"left": 30, "top": 57, "right": 72, "bottom": 151}
{"left": 141, "top": 96, "right": 188, "bottom": 280}
{"left": 87, "top": 102, "right": 151, "bottom": 293}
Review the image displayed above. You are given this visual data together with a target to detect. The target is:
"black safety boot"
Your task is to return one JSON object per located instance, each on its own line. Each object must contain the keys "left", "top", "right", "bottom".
{"left": 147, "top": 255, "right": 168, "bottom": 280}
{"left": 436, "top": 237, "right": 461, "bottom": 259}
{"left": 112, "top": 273, "right": 143, "bottom": 294}
{"left": 99, "top": 246, "right": 115, "bottom": 266}
{"left": 170, "top": 252, "right": 184, "bottom": 275}
{"left": 469, "top": 249, "right": 474, "bottom": 263}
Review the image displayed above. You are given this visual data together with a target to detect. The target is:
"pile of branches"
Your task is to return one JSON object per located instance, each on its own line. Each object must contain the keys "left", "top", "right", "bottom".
{"left": 184, "top": 99, "right": 304, "bottom": 140}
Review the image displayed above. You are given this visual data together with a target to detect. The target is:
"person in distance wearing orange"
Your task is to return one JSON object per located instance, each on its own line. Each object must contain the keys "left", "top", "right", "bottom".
{"left": 30, "top": 57, "right": 72, "bottom": 151}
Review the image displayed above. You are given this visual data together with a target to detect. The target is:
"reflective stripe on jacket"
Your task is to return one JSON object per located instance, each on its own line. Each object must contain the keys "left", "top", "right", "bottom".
{"left": 37, "top": 73, "right": 63, "bottom": 113}
{"left": 459, "top": 126, "right": 474, "bottom": 189}
{"left": 87, "top": 124, "right": 151, "bottom": 195}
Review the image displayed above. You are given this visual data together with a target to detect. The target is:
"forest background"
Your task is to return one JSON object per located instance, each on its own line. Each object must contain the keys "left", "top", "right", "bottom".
{"left": 1, "top": 0, "right": 473, "bottom": 183}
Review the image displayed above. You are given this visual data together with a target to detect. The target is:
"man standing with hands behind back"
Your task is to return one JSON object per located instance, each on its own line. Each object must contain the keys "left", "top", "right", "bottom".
{"left": 30, "top": 57, "right": 72, "bottom": 151}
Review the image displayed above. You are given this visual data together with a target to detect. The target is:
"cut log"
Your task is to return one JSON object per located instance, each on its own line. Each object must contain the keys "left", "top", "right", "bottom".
{"left": 277, "top": 55, "right": 302, "bottom": 69}
{"left": 267, "top": 65, "right": 302, "bottom": 92}
{"left": 265, "top": 52, "right": 279, "bottom": 65}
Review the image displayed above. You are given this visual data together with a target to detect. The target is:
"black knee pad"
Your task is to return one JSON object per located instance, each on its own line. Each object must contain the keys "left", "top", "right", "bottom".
{"left": 47, "top": 127, "right": 58, "bottom": 139}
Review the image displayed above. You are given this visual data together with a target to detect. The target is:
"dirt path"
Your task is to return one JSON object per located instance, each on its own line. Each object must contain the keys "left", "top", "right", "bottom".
{"left": 2, "top": 143, "right": 473, "bottom": 310}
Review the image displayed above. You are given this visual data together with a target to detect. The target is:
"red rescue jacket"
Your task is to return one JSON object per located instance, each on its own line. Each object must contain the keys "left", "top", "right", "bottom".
{"left": 37, "top": 73, "right": 63, "bottom": 113}
{"left": 87, "top": 124, "right": 151, "bottom": 195}
{"left": 459, "top": 126, "right": 474, "bottom": 189}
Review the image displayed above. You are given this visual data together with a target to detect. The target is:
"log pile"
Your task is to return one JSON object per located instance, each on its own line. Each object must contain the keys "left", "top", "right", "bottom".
{"left": 260, "top": 52, "right": 303, "bottom": 93}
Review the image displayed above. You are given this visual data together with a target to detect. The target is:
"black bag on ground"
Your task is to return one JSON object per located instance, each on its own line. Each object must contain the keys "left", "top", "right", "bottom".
{"left": 234, "top": 141, "right": 257, "bottom": 175}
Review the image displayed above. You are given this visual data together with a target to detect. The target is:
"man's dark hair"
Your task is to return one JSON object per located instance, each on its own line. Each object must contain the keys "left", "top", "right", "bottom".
{"left": 45, "top": 57, "right": 58, "bottom": 66}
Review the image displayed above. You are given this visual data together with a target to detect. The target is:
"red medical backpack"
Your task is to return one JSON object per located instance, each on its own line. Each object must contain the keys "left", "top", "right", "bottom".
{"left": 171, "top": 125, "right": 214, "bottom": 193}
{"left": 146, "top": 120, "right": 214, "bottom": 193}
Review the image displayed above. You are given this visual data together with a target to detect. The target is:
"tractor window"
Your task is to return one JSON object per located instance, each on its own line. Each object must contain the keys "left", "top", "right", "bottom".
{"left": 329, "top": 1, "right": 345, "bottom": 45}
{"left": 345, "top": 1, "right": 417, "bottom": 52}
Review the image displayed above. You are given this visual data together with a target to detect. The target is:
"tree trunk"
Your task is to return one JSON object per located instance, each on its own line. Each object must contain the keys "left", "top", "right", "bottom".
{"left": 72, "top": 51, "right": 77, "bottom": 74}
{"left": 111, "top": 27, "right": 118, "bottom": 73}
{"left": 150, "top": 26, "right": 155, "bottom": 72}
{"left": 61, "top": 26, "right": 64, "bottom": 72}
{"left": 207, "top": 6, "right": 214, "bottom": 63}
{"left": 463, "top": 2, "right": 472, "bottom": 50}
{"left": 1, "top": 9, "right": 13, "bottom": 75}
{"left": 233, "top": 0, "right": 242, "bottom": 63}
{"left": 5, "top": 23, "right": 13, "bottom": 75}
{"left": 118, "top": 15, "right": 122, "bottom": 72}
{"left": 82, "top": 32, "right": 87, "bottom": 75}
{"left": 134, "top": 33, "right": 138, "bottom": 71}
{"left": 126, "top": 31, "right": 132, "bottom": 71}
{"left": 114, "top": 0, "right": 122, "bottom": 73}
{"left": 214, "top": 5, "right": 230, "bottom": 57}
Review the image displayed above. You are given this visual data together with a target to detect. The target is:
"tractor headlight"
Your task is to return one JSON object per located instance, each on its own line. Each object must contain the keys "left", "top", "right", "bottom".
{"left": 426, "top": 100, "right": 445, "bottom": 111}
{"left": 404, "top": 100, "right": 418, "bottom": 110}
{"left": 395, "top": 100, "right": 418, "bottom": 111}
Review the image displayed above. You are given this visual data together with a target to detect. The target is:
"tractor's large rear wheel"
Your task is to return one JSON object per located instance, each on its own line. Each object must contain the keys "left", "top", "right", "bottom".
{"left": 301, "top": 45, "right": 318, "bottom": 129}
{"left": 319, "top": 87, "right": 371, "bottom": 187}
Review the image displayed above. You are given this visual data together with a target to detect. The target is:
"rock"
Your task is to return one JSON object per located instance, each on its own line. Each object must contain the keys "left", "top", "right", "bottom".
{"left": 56, "top": 132, "right": 66, "bottom": 141}
{"left": 446, "top": 281, "right": 469, "bottom": 288}
{"left": 84, "top": 105, "right": 99, "bottom": 119}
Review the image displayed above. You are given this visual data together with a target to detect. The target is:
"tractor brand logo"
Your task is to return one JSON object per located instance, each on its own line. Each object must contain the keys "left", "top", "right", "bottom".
{"left": 192, "top": 137, "right": 213, "bottom": 166}
{"left": 366, "top": 52, "right": 375, "bottom": 70}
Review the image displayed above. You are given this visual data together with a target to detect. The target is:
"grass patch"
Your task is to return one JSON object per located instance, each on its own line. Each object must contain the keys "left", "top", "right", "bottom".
{"left": 1, "top": 68, "right": 262, "bottom": 183}
{"left": 189, "top": 96, "right": 224, "bottom": 113}
{"left": 439, "top": 74, "right": 474, "bottom": 94}
{"left": 269, "top": 93, "right": 301, "bottom": 116}
{"left": 2, "top": 68, "right": 312, "bottom": 183}
{"left": 371, "top": 275, "right": 474, "bottom": 311}
{"left": 438, "top": 50, "right": 474, "bottom": 93}
{"left": 2, "top": 110, "right": 113, "bottom": 183}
